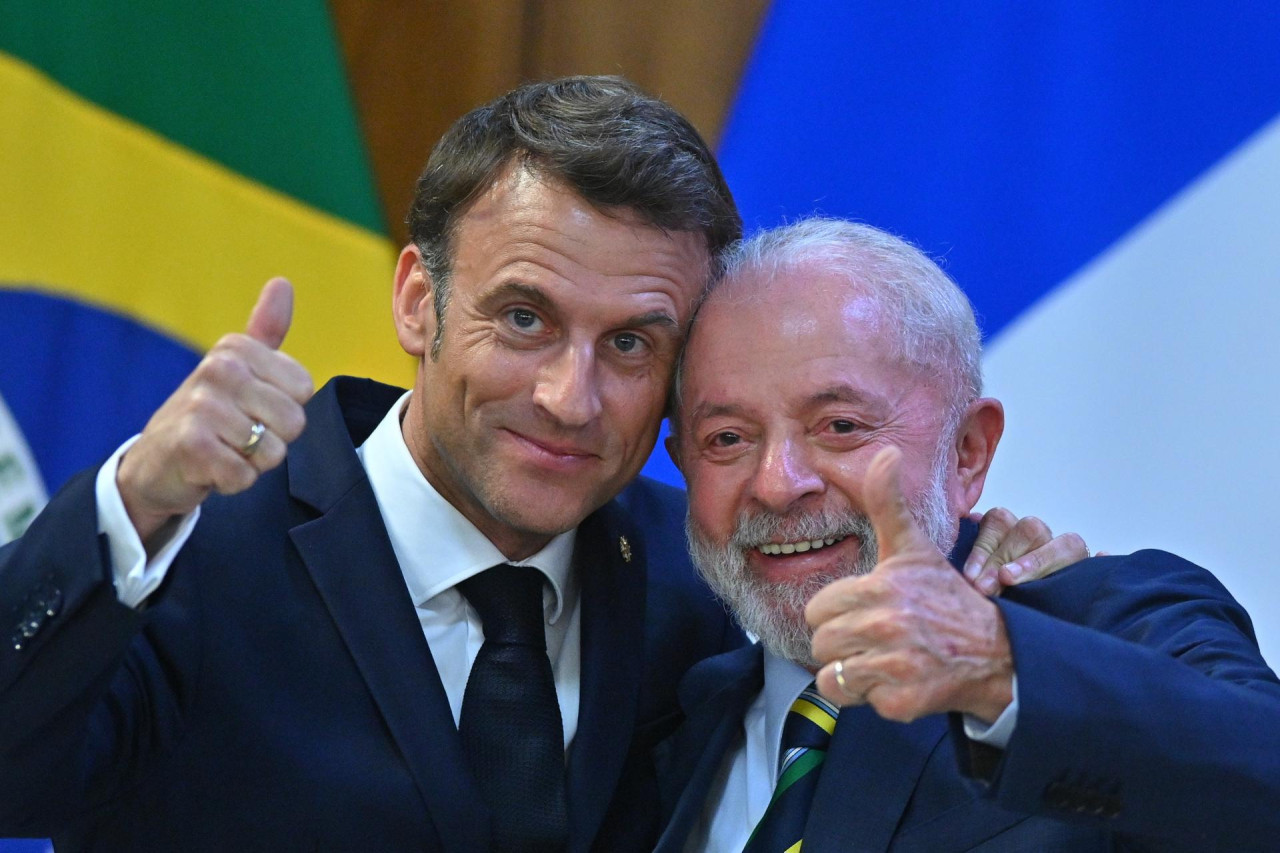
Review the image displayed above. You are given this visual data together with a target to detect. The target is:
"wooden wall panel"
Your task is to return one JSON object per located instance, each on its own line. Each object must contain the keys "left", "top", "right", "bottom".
{"left": 330, "top": 0, "right": 768, "bottom": 244}
{"left": 528, "top": 0, "right": 767, "bottom": 154}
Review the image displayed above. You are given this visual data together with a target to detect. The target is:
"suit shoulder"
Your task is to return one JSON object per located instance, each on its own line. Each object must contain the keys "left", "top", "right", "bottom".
{"left": 614, "top": 476, "right": 688, "bottom": 527}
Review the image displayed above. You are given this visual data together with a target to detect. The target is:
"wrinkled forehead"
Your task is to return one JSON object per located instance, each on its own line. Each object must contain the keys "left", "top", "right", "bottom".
{"left": 688, "top": 263, "right": 895, "bottom": 361}
{"left": 675, "top": 264, "right": 946, "bottom": 420}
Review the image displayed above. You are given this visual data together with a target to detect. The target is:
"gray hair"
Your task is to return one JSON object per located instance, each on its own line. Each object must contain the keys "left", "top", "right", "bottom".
{"left": 674, "top": 217, "right": 983, "bottom": 435}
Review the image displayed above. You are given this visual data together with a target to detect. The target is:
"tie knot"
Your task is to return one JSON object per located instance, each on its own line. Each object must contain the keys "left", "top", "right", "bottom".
{"left": 782, "top": 684, "right": 839, "bottom": 752}
{"left": 457, "top": 564, "right": 548, "bottom": 649}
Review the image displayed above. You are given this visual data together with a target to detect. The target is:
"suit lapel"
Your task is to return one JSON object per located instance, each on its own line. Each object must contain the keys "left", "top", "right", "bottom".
{"left": 803, "top": 707, "right": 948, "bottom": 853}
{"left": 287, "top": 380, "right": 488, "bottom": 851}
{"left": 566, "top": 499, "right": 647, "bottom": 851}
{"left": 653, "top": 644, "right": 765, "bottom": 853}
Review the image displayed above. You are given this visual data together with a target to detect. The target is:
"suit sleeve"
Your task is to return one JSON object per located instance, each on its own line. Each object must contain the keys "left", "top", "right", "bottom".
{"left": 0, "top": 467, "right": 195, "bottom": 835}
{"left": 959, "top": 550, "right": 1280, "bottom": 849}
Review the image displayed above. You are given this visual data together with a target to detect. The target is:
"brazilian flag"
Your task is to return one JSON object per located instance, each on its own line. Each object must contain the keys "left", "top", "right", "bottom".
{"left": 0, "top": 0, "right": 404, "bottom": 534}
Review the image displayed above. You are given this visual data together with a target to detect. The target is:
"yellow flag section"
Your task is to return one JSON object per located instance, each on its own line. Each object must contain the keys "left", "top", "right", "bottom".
{"left": 0, "top": 53, "right": 407, "bottom": 387}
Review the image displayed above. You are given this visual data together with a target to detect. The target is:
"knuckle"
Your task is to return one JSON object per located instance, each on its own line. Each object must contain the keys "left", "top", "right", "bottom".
{"left": 1020, "top": 515, "right": 1052, "bottom": 542}
{"left": 820, "top": 675, "right": 851, "bottom": 707}
{"left": 290, "top": 366, "right": 316, "bottom": 400}
{"left": 991, "top": 507, "right": 1017, "bottom": 524}
{"left": 870, "top": 689, "right": 915, "bottom": 723}
{"left": 809, "top": 622, "right": 845, "bottom": 662}
{"left": 200, "top": 349, "right": 248, "bottom": 387}
{"left": 211, "top": 332, "right": 244, "bottom": 352}
{"left": 254, "top": 442, "right": 287, "bottom": 472}
{"left": 880, "top": 655, "right": 915, "bottom": 682}
{"left": 220, "top": 461, "right": 258, "bottom": 494}
{"left": 982, "top": 507, "right": 1016, "bottom": 532}
{"left": 863, "top": 613, "right": 900, "bottom": 643}
{"left": 186, "top": 385, "right": 225, "bottom": 419}
{"left": 1062, "top": 532, "right": 1088, "bottom": 558}
{"left": 806, "top": 582, "right": 849, "bottom": 625}
{"left": 277, "top": 406, "right": 307, "bottom": 442}
{"left": 177, "top": 421, "right": 219, "bottom": 458}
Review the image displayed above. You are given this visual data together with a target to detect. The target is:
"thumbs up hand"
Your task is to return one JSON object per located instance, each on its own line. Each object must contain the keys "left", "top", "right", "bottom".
{"left": 805, "top": 446, "right": 1014, "bottom": 724}
{"left": 116, "top": 278, "right": 315, "bottom": 544}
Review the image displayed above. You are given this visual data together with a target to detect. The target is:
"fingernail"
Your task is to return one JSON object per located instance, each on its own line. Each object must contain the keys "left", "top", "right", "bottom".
{"left": 1002, "top": 562, "right": 1021, "bottom": 581}
{"left": 964, "top": 557, "right": 984, "bottom": 580}
{"left": 978, "top": 575, "right": 998, "bottom": 595}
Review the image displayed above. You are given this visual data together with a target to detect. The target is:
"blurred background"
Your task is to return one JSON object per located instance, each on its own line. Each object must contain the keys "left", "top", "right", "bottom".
{"left": 2, "top": 2, "right": 1279, "bottom": 846}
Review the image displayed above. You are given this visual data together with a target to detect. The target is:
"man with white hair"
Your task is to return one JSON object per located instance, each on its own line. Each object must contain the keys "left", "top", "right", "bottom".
{"left": 656, "top": 218, "right": 1280, "bottom": 851}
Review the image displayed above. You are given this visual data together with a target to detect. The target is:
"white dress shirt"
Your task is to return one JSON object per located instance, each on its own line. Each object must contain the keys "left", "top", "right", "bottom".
{"left": 690, "top": 648, "right": 1019, "bottom": 852}
{"left": 94, "top": 391, "right": 582, "bottom": 748}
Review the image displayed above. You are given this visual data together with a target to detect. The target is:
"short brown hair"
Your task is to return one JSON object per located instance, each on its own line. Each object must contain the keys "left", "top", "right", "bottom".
{"left": 406, "top": 75, "right": 742, "bottom": 357}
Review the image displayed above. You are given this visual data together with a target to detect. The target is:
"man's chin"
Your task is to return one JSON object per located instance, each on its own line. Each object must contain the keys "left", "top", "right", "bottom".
{"left": 720, "top": 577, "right": 829, "bottom": 669}
{"left": 478, "top": 488, "right": 599, "bottom": 550}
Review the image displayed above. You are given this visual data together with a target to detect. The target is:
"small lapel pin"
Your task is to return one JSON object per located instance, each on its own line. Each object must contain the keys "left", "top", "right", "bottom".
{"left": 619, "top": 535, "right": 632, "bottom": 563}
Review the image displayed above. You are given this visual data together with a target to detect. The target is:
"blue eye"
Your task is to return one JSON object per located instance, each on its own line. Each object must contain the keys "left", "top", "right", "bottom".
{"left": 508, "top": 308, "right": 541, "bottom": 330}
{"left": 613, "top": 332, "right": 641, "bottom": 353}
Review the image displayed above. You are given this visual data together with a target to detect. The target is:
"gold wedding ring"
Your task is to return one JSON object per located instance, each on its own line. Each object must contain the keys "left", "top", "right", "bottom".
{"left": 240, "top": 421, "right": 267, "bottom": 456}
{"left": 833, "top": 658, "right": 857, "bottom": 701}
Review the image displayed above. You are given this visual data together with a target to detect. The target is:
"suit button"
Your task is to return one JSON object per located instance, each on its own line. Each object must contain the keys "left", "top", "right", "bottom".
{"left": 1043, "top": 781, "right": 1071, "bottom": 809}
{"left": 44, "top": 588, "right": 62, "bottom": 617}
{"left": 1102, "top": 796, "right": 1122, "bottom": 818}
{"left": 20, "top": 618, "right": 41, "bottom": 638}
{"left": 10, "top": 634, "right": 24, "bottom": 651}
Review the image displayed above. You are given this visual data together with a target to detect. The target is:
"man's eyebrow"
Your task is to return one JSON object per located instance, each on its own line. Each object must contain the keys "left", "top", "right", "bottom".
{"left": 484, "top": 282, "right": 553, "bottom": 310}
{"left": 688, "top": 401, "right": 750, "bottom": 423}
{"left": 812, "top": 385, "right": 872, "bottom": 405}
{"left": 621, "top": 311, "right": 679, "bottom": 331}
{"left": 808, "top": 385, "right": 889, "bottom": 415}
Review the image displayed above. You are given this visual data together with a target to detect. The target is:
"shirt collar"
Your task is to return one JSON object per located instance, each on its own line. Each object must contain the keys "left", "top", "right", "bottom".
{"left": 356, "top": 392, "right": 576, "bottom": 622}
{"left": 761, "top": 651, "right": 819, "bottom": 777}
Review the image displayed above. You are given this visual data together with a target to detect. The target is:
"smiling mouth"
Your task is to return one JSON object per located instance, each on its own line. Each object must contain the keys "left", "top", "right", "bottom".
{"left": 756, "top": 534, "right": 848, "bottom": 556}
{"left": 506, "top": 429, "right": 598, "bottom": 459}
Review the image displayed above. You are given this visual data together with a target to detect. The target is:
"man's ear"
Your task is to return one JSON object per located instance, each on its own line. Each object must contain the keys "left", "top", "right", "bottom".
{"left": 392, "top": 244, "right": 434, "bottom": 358}
{"left": 951, "top": 397, "right": 1004, "bottom": 514}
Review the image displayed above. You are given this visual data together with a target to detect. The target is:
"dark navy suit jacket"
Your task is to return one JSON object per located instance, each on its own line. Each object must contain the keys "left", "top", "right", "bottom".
{"left": 655, "top": 526, "right": 1280, "bottom": 852}
{"left": 0, "top": 377, "right": 741, "bottom": 851}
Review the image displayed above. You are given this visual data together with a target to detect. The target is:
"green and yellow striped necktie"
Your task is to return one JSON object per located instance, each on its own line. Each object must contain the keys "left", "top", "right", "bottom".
{"left": 743, "top": 683, "right": 839, "bottom": 853}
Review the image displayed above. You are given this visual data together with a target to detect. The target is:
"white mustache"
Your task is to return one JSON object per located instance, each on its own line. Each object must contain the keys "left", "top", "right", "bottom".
{"left": 728, "top": 506, "right": 876, "bottom": 556}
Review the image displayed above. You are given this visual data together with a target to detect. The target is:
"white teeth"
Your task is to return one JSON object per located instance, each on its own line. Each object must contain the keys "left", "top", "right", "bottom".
{"left": 757, "top": 535, "right": 846, "bottom": 556}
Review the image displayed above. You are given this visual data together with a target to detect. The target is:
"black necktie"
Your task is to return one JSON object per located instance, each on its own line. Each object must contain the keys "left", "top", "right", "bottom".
{"left": 457, "top": 564, "right": 569, "bottom": 852}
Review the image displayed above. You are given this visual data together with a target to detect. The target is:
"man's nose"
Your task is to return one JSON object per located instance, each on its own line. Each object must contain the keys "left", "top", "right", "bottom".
{"left": 532, "top": 343, "right": 603, "bottom": 427}
{"left": 749, "top": 436, "right": 825, "bottom": 513}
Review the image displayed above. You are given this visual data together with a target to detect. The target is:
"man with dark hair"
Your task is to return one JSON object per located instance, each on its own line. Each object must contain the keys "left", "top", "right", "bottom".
{"left": 658, "top": 218, "right": 1280, "bottom": 852}
{"left": 407, "top": 76, "right": 740, "bottom": 361}
{"left": 0, "top": 76, "right": 742, "bottom": 852}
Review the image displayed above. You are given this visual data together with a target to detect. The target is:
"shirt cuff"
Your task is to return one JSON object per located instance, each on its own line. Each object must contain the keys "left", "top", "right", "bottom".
{"left": 95, "top": 436, "right": 201, "bottom": 609}
{"left": 962, "top": 674, "right": 1019, "bottom": 750}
